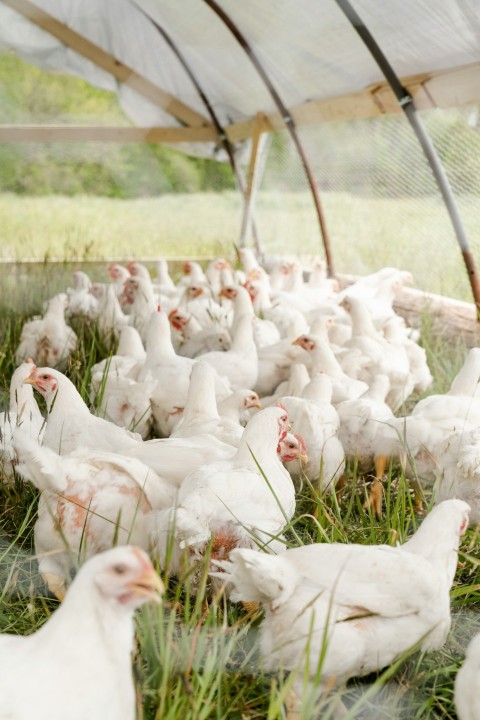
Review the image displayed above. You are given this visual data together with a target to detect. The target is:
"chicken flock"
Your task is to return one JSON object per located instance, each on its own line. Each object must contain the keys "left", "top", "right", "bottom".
{"left": 1, "top": 251, "right": 480, "bottom": 719}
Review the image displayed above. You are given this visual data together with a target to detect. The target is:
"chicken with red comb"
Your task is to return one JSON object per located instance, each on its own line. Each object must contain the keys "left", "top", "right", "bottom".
{"left": 150, "top": 406, "right": 296, "bottom": 593}
{"left": 0, "top": 546, "right": 163, "bottom": 720}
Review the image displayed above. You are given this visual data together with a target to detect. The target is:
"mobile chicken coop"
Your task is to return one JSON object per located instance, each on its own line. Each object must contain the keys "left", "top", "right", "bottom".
{"left": 0, "top": 0, "right": 479, "bottom": 331}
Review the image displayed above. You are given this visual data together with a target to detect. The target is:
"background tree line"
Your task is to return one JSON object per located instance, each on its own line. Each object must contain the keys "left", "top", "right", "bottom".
{"left": 0, "top": 52, "right": 478, "bottom": 199}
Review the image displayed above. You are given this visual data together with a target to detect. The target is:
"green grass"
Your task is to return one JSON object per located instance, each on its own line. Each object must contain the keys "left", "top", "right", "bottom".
{"left": 0, "top": 191, "right": 478, "bottom": 302}
{"left": 1, "top": 272, "right": 479, "bottom": 718}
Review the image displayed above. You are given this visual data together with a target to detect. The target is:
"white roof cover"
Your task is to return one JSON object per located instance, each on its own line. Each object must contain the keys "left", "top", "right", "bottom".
{"left": 0, "top": 0, "right": 479, "bottom": 157}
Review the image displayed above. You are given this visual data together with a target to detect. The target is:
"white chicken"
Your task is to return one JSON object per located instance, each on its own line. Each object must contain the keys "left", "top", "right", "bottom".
{"left": 66, "top": 269, "right": 98, "bottom": 318}
{"left": 0, "top": 360, "right": 45, "bottom": 479}
{"left": 156, "top": 258, "right": 177, "bottom": 297}
{"left": 292, "top": 333, "right": 368, "bottom": 403}
{"left": 337, "top": 267, "right": 413, "bottom": 323}
{"left": 177, "top": 283, "right": 226, "bottom": 328}
{"left": 170, "top": 361, "right": 244, "bottom": 447}
{"left": 337, "top": 374, "right": 395, "bottom": 472}
{"left": 169, "top": 307, "right": 232, "bottom": 358}
{"left": 220, "top": 285, "right": 281, "bottom": 349}
{"left": 107, "top": 262, "right": 131, "bottom": 301}
{"left": 340, "top": 296, "right": 413, "bottom": 409}
{"left": 14, "top": 431, "right": 172, "bottom": 599}
{"left": 121, "top": 276, "right": 157, "bottom": 339}
{"left": 125, "top": 433, "right": 236, "bottom": 488}
{"left": 200, "top": 314, "right": 258, "bottom": 391}
{"left": 15, "top": 293, "right": 77, "bottom": 369}
{"left": 218, "top": 388, "right": 262, "bottom": 425}
{"left": 215, "top": 499, "right": 470, "bottom": 718}
{"left": 0, "top": 546, "right": 163, "bottom": 720}
{"left": 277, "top": 373, "right": 345, "bottom": 490}
{"left": 91, "top": 324, "right": 146, "bottom": 381}
{"left": 448, "top": 347, "right": 480, "bottom": 397}
{"left": 455, "top": 632, "right": 480, "bottom": 720}
{"left": 150, "top": 406, "right": 294, "bottom": 590}
{"left": 91, "top": 373, "right": 154, "bottom": 439}
{"left": 137, "top": 309, "right": 198, "bottom": 437}
{"left": 260, "top": 359, "right": 311, "bottom": 407}
{"left": 436, "top": 428, "right": 480, "bottom": 525}
{"left": 375, "top": 354, "right": 480, "bottom": 483}
{"left": 90, "top": 282, "right": 129, "bottom": 339}
{"left": 246, "top": 278, "right": 308, "bottom": 339}
{"left": 24, "top": 365, "right": 141, "bottom": 455}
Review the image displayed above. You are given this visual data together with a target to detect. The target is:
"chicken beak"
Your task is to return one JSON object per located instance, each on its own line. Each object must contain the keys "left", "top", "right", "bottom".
{"left": 23, "top": 373, "right": 36, "bottom": 386}
{"left": 127, "top": 568, "right": 164, "bottom": 603}
{"left": 291, "top": 337, "right": 302, "bottom": 347}
{"left": 299, "top": 451, "right": 309, "bottom": 464}
{"left": 246, "top": 398, "right": 262, "bottom": 410}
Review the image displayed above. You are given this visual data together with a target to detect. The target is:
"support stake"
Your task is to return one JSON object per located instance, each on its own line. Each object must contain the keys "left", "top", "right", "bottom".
{"left": 239, "top": 114, "right": 268, "bottom": 249}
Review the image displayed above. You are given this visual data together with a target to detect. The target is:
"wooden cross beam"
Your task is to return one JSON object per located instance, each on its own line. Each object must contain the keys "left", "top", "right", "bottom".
{"left": 1, "top": 0, "right": 213, "bottom": 130}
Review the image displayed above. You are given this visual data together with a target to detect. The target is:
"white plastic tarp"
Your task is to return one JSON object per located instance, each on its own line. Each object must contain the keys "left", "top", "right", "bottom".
{"left": 0, "top": 0, "right": 479, "bottom": 158}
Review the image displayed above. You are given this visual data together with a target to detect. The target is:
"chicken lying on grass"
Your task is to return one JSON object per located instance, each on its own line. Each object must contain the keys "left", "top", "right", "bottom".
{"left": 15, "top": 293, "right": 77, "bottom": 369}
{"left": 214, "top": 499, "right": 470, "bottom": 719}
{"left": 0, "top": 547, "right": 163, "bottom": 720}
{"left": 14, "top": 431, "right": 174, "bottom": 600}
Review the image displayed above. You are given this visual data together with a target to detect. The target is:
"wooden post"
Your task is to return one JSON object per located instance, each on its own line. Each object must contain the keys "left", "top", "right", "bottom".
{"left": 239, "top": 114, "right": 267, "bottom": 249}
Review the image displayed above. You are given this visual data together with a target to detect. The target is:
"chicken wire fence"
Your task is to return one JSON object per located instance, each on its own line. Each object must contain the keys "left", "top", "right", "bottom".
{"left": 1, "top": 104, "right": 479, "bottom": 303}
{"left": 250, "top": 103, "right": 480, "bottom": 302}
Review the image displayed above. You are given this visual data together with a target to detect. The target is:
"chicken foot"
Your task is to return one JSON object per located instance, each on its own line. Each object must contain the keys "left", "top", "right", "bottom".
{"left": 364, "top": 455, "right": 389, "bottom": 517}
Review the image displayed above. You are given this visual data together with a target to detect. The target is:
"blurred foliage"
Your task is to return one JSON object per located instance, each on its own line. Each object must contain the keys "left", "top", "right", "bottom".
{"left": 0, "top": 52, "right": 235, "bottom": 197}
{"left": 1, "top": 51, "right": 479, "bottom": 200}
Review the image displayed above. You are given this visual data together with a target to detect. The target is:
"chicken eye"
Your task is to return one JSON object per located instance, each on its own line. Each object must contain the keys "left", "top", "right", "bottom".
{"left": 113, "top": 564, "right": 127, "bottom": 575}
{"left": 42, "top": 374, "right": 50, "bottom": 380}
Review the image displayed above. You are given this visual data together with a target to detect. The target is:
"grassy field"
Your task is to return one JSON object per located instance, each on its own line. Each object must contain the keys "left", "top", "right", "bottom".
{"left": 0, "top": 191, "right": 478, "bottom": 302}
{"left": 0, "top": 261, "right": 479, "bottom": 718}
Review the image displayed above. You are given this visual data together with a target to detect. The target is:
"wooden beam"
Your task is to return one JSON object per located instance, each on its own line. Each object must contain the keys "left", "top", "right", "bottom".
{"left": 0, "top": 124, "right": 218, "bottom": 143}
{"left": 225, "top": 61, "right": 480, "bottom": 143}
{"left": 2, "top": 0, "right": 213, "bottom": 130}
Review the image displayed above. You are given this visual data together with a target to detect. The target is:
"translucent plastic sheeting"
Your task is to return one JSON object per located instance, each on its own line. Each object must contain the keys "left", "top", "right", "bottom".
{"left": 0, "top": 0, "right": 478, "bottom": 159}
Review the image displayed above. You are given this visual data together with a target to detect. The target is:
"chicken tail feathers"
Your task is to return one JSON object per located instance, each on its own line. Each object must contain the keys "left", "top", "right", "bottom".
{"left": 13, "top": 431, "right": 67, "bottom": 493}
{"left": 211, "top": 548, "right": 296, "bottom": 608}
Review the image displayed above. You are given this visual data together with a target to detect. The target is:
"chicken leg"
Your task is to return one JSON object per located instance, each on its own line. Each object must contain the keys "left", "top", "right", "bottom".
{"left": 364, "top": 455, "right": 389, "bottom": 517}
{"left": 242, "top": 601, "right": 261, "bottom": 615}
{"left": 285, "top": 687, "right": 301, "bottom": 720}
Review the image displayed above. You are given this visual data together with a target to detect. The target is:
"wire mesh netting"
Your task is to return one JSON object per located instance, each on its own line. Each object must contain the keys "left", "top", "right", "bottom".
{"left": 250, "top": 104, "right": 480, "bottom": 301}
{"left": 1, "top": 43, "right": 479, "bottom": 304}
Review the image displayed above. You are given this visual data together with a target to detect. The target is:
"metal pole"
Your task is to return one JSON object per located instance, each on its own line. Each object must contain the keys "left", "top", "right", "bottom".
{"left": 137, "top": 8, "right": 262, "bottom": 252}
{"left": 203, "top": 0, "right": 335, "bottom": 277}
{"left": 335, "top": 0, "right": 480, "bottom": 316}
